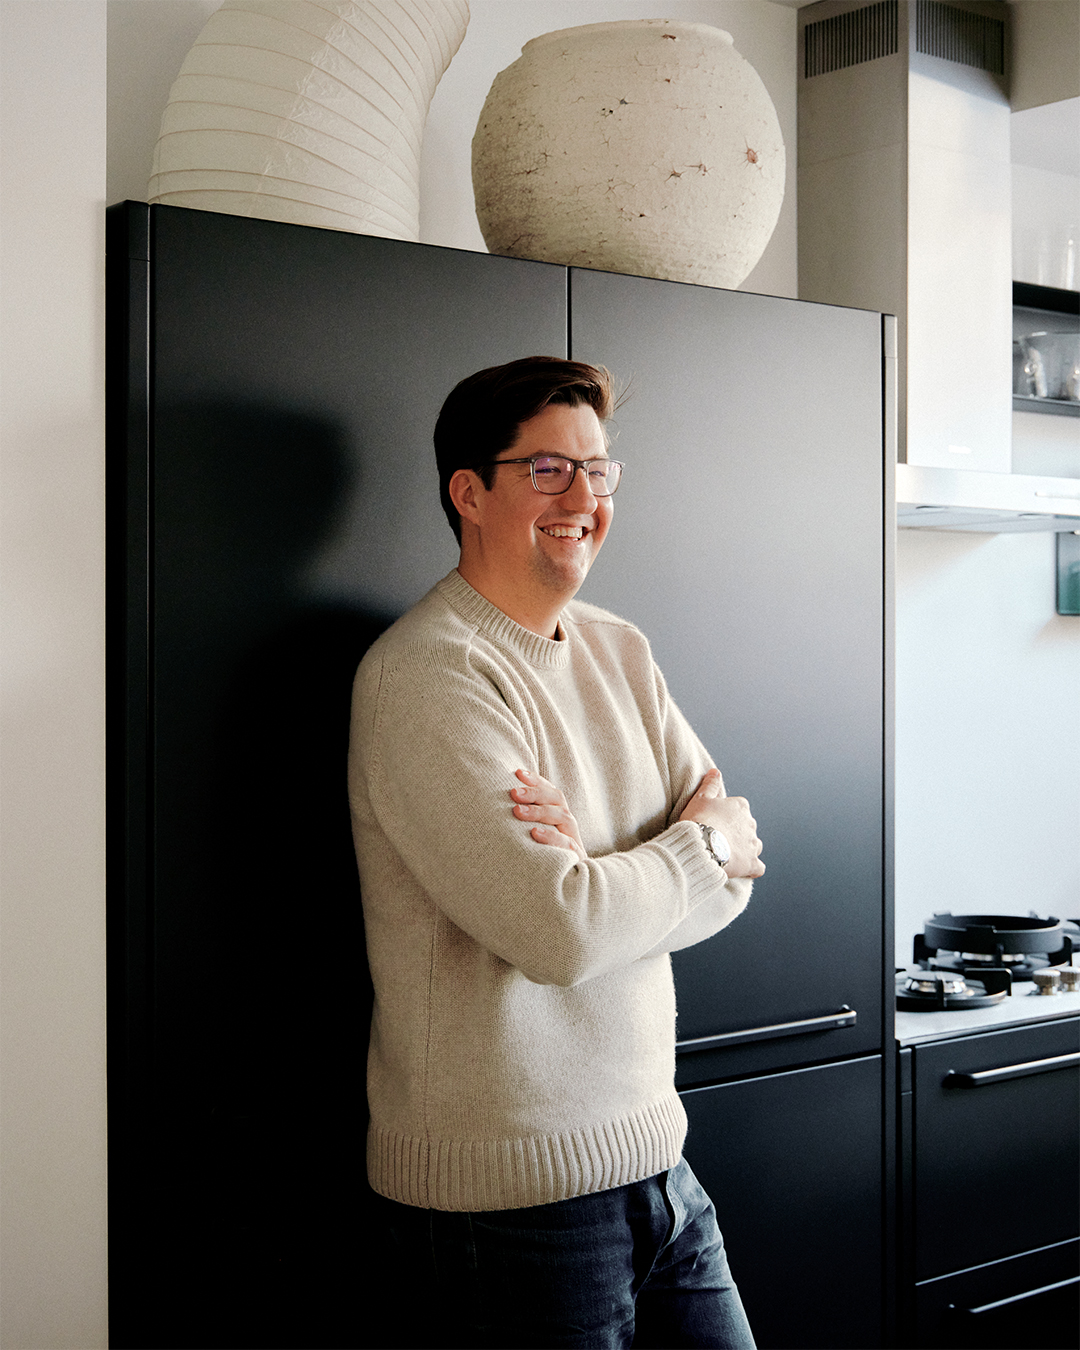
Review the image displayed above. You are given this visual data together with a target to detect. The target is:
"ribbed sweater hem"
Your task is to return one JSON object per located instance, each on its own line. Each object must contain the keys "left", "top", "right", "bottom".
{"left": 368, "top": 1091, "right": 689, "bottom": 1212}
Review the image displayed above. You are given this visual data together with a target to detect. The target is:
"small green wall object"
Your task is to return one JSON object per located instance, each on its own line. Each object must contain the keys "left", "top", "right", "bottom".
{"left": 1057, "top": 531, "right": 1080, "bottom": 616}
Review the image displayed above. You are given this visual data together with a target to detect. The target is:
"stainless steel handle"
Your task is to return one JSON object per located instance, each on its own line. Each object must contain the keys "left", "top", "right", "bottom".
{"left": 676, "top": 1007, "right": 856, "bottom": 1053}
{"left": 944, "top": 1051, "right": 1080, "bottom": 1089}
{"left": 951, "top": 1274, "right": 1080, "bottom": 1317}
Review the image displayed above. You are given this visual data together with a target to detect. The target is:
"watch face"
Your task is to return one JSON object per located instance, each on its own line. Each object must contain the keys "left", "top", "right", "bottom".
{"left": 699, "top": 822, "right": 730, "bottom": 866}
{"left": 709, "top": 828, "right": 732, "bottom": 866}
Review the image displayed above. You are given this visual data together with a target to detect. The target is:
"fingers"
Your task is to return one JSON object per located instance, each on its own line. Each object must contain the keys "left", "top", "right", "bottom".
{"left": 510, "top": 770, "right": 586, "bottom": 860}
{"left": 512, "top": 797, "right": 578, "bottom": 833}
{"left": 510, "top": 768, "right": 568, "bottom": 807}
{"left": 529, "top": 823, "right": 580, "bottom": 854}
{"left": 510, "top": 770, "right": 574, "bottom": 829}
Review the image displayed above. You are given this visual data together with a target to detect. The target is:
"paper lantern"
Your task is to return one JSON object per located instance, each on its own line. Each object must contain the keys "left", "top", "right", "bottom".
{"left": 149, "top": 0, "right": 469, "bottom": 239}
{"left": 473, "top": 19, "right": 785, "bottom": 288}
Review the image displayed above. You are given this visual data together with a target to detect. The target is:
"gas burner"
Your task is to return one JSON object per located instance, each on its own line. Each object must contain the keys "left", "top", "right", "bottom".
{"left": 914, "top": 913, "right": 1073, "bottom": 986}
{"left": 896, "top": 967, "right": 1010, "bottom": 1011}
{"left": 929, "top": 952, "right": 1051, "bottom": 982}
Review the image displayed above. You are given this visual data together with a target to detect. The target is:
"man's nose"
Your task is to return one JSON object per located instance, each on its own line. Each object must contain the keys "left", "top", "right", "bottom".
{"left": 563, "top": 463, "right": 598, "bottom": 509}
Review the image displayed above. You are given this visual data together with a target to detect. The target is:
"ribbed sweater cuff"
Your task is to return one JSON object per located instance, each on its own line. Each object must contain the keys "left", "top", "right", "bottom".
{"left": 368, "top": 1091, "right": 688, "bottom": 1213}
{"left": 661, "top": 818, "right": 731, "bottom": 896}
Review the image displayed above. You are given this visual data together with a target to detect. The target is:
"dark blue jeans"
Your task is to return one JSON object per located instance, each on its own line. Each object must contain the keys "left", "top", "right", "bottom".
{"left": 375, "top": 1157, "right": 756, "bottom": 1348}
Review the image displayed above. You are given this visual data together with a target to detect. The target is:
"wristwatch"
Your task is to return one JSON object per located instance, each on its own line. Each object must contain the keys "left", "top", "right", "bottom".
{"left": 697, "top": 822, "right": 732, "bottom": 869}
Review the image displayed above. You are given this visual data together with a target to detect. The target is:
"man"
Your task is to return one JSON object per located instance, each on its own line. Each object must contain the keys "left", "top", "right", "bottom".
{"left": 349, "top": 356, "right": 764, "bottom": 1349}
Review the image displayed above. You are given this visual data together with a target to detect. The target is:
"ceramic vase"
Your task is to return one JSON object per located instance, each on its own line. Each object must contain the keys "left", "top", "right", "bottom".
{"left": 149, "top": 0, "right": 469, "bottom": 239}
{"left": 472, "top": 19, "right": 785, "bottom": 288}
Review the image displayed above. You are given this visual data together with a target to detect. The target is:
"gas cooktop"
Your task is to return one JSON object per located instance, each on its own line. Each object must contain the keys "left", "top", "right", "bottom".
{"left": 895, "top": 913, "right": 1080, "bottom": 1044}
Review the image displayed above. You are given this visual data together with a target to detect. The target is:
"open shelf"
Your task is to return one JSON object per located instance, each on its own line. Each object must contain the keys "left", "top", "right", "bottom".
{"left": 1013, "top": 281, "right": 1080, "bottom": 416}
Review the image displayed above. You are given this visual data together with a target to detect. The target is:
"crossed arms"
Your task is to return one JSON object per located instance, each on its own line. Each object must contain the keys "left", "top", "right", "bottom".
{"left": 510, "top": 767, "right": 765, "bottom": 878}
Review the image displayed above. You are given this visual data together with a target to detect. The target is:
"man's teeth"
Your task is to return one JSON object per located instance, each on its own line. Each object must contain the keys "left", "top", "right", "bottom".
{"left": 541, "top": 526, "right": 585, "bottom": 539}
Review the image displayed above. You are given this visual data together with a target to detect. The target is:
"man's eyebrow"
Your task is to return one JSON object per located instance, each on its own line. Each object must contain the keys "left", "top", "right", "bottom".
{"left": 533, "top": 452, "right": 612, "bottom": 460}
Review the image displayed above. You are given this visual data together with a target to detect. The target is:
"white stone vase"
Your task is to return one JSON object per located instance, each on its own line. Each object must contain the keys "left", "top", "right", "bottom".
{"left": 472, "top": 19, "right": 785, "bottom": 288}
{"left": 149, "top": 0, "right": 469, "bottom": 239}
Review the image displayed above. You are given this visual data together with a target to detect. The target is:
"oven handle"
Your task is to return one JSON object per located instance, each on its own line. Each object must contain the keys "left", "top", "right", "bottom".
{"left": 676, "top": 1006, "right": 856, "bottom": 1053}
{"left": 943, "top": 1051, "right": 1080, "bottom": 1089}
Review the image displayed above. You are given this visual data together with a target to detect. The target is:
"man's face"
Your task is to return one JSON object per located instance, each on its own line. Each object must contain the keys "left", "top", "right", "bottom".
{"left": 473, "top": 402, "right": 614, "bottom": 603}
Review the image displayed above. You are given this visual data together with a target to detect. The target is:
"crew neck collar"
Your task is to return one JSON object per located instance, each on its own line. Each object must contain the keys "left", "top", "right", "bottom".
{"left": 438, "top": 570, "right": 572, "bottom": 669}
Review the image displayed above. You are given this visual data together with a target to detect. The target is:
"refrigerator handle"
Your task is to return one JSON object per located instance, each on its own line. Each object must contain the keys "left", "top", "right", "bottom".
{"left": 676, "top": 1007, "right": 857, "bottom": 1053}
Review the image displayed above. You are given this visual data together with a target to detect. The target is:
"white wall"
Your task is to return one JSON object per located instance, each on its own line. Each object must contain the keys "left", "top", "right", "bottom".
{"left": 0, "top": 3, "right": 109, "bottom": 1348}
{"left": 894, "top": 529, "right": 1080, "bottom": 965}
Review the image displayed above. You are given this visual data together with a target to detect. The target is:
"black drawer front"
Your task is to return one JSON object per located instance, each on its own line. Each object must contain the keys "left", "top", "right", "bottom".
{"left": 914, "top": 1018, "right": 1080, "bottom": 1280}
{"left": 915, "top": 1238, "right": 1079, "bottom": 1350}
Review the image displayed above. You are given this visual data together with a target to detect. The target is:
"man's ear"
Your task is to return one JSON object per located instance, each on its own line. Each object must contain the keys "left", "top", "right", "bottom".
{"left": 449, "top": 468, "right": 484, "bottom": 529}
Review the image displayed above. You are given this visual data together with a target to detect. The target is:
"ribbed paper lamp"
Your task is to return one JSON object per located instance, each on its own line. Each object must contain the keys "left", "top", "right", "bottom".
{"left": 149, "top": 0, "right": 469, "bottom": 239}
{"left": 473, "top": 20, "right": 785, "bottom": 288}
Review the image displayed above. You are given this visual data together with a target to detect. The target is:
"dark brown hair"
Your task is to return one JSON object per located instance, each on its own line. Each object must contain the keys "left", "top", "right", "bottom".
{"left": 434, "top": 356, "right": 616, "bottom": 542}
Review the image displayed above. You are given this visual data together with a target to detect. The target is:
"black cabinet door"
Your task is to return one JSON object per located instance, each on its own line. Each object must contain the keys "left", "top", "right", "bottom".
{"left": 109, "top": 205, "right": 568, "bottom": 1349}
{"left": 570, "top": 268, "right": 889, "bottom": 1078}
{"left": 681, "top": 1055, "right": 885, "bottom": 1350}
{"left": 912, "top": 1017, "right": 1080, "bottom": 1281}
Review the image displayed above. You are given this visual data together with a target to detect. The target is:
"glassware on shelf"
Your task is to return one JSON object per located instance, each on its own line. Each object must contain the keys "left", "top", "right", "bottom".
{"left": 1016, "top": 331, "right": 1080, "bottom": 402}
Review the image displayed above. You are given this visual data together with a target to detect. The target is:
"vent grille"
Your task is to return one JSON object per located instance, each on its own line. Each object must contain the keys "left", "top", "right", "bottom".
{"left": 804, "top": 1, "right": 898, "bottom": 78}
{"left": 915, "top": 1, "right": 1005, "bottom": 73}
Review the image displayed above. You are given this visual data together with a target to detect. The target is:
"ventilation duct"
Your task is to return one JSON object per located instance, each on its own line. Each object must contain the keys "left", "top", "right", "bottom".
{"left": 798, "top": 1, "right": 1078, "bottom": 531}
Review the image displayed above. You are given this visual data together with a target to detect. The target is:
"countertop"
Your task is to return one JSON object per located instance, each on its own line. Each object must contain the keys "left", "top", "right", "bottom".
{"left": 895, "top": 966, "right": 1080, "bottom": 1046}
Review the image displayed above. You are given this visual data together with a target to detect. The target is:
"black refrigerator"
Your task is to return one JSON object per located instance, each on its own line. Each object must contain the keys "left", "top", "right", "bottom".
{"left": 107, "top": 202, "right": 895, "bottom": 1349}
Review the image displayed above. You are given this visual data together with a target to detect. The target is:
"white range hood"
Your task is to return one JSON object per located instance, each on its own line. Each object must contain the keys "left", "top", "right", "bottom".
{"left": 896, "top": 462, "right": 1080, "bottom": 530}
{"left": 797, "top": 0, "right": 1079, "bottom": 531}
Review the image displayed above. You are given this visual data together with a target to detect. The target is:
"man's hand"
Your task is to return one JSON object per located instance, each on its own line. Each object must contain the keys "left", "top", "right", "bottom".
{"left": 510, "top": 770, "right": 587, "bottom": 861}
{"left": 679, "top": 768, "right": 765, "bottom": 878}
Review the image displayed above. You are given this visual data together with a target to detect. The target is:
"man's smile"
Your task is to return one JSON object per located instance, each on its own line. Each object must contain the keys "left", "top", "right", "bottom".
{"left": 539, "top": 524, "right": 588, "bottom": 540}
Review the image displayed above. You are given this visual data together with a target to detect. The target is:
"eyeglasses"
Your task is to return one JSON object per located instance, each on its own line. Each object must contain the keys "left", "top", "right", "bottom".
{"left": 471, "top": 455, "right": 624, "bottom": 497}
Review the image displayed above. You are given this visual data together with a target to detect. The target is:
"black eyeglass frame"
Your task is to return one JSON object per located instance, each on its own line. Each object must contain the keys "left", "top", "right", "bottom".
{"left": 468, "top": 455, "right": 625, "bottom": 497}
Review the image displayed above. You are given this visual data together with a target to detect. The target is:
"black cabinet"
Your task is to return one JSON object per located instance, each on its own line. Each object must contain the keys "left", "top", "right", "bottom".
{"left": 900, "top": 1017, "right": 1080, "bottom": 1349}
{"left": 109, "top": 204, "right": 570, "bottom": 1350}
{"left": 575, "top": 264, "right": 894, "bottom": 1348}
{"left": 682, "top": 1055, "right": 886, "bottom": 1350}
{"left": 108, "top": 204, "right": 892, "bottom": 1348}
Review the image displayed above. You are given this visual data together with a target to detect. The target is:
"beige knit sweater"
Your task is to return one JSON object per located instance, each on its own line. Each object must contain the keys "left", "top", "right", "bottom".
{"left": 349, "top": 570, "right": 752, "bottom": 1212}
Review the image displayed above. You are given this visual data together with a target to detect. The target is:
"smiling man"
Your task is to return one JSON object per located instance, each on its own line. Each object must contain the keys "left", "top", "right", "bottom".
{"left": 349, "top": 356, "right": 764, "bottom": 1349}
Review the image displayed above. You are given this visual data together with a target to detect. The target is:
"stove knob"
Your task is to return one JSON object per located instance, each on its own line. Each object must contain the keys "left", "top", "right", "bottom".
{"left": 1032, "top": 969, "right": 1061, "bottom": 995}
{"left": 1059, "top": 967, "right": 1079, "bottom": 992}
